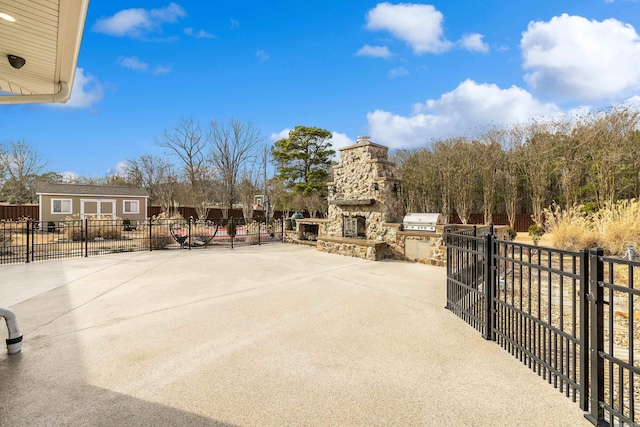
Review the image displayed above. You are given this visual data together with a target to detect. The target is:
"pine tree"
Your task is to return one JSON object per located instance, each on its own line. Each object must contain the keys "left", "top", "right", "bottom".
{"left": 271, "top": 126, "right": 335, "bottom": 194}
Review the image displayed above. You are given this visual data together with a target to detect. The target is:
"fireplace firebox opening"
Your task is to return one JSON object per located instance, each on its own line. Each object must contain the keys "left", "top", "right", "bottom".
{"left": 343, "top": 216, "right": 366, "bottom": 239}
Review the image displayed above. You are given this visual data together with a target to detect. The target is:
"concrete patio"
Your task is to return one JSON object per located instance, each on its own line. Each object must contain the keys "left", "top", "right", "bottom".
{"left": 0, "top": 245, "right": 591, "bottom": 426}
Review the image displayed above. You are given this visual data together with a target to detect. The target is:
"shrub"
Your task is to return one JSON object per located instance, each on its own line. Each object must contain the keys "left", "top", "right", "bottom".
{"left": 62, "top": 214, "right": 123, "bottom": 241}
{"left": 506, "top": 227, "right": 517, "bottom": 241}
{"left": 579, "top": 201, "right": 599, "bottom": 215}
{"left": 245, "top": 221, "right": 260, "bottom": 245}
{"left": 528, "top": 224, "right": 544, "bottom": 245}
{"left": 544, "top": 203, "right": 596, "bottom": 250}
{"left": 596, "top": 199, "right": 640, "bottom": 256}
{"left": 544, "top": 199, "right": 640, "bottom": 255}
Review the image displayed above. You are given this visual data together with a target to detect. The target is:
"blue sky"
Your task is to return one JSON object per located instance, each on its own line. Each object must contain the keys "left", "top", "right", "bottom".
{"left": 2, "top": 1, "right": 640, "bottom": 178}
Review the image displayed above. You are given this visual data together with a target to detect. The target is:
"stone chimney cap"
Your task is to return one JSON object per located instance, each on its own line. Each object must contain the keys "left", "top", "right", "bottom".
{"left": 356, "top": 135, "right": 370, "bottom": 143}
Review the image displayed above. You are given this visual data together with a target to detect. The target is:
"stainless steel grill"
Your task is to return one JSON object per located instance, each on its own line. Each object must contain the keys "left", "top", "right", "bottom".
{"left": 402, "top": 213, "right": 444, "bottom": 232}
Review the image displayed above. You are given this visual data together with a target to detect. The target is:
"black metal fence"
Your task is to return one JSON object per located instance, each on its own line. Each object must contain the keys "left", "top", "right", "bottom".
{"left": 446, "top": 230, "right": 640, "bottom": 427}
{"left": 0, "top": 217, "right": 284, "bottom": 265}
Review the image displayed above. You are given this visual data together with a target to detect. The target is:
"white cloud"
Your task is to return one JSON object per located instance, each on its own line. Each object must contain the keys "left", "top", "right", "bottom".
{"left": 153, "top": 66, "right": 171, "bottom": 75}
{"left": 184, "top": 27, "right": 215, "bottom": 39}
{"left": 459, "top": 33, "right": 489, "bottom": 52}
{"left": 367, "top": 79, "right": 561, "bottom": 149}
{"left": 521, "top": 14, "right": 640, "bottom": 101}
{"left": 117, "top": 56, "right": 149, "bottom": 71}
{"left": 270, "top": 128, "right": 290, "bottom": 142}
{"left": 330, "top": 132, "right": 356, "bottom": 153}
{"left": 60, "top": 171, "right": 79, "bottom": 182}
{"left": 624, "top": 95, "right": 640, "bottom": 107}
{"left": 230, "top": 19, "right": 239, "bottom": 29}
{"left": 118, "top": 56, "right": 170, "bottom": 75}
{"left": 388, "top": 67, "right": 409, "bottom": 78}
{"left": 92, "top": 3, "right": 186, "bottom": 38}
{"left": 110, "top": 160, "right": 129, "bottom": 176}
{"left": 355, "top": 44, "right": 393, "bottom": 59}
{"left": 53, "top": 68, "right": 104, "bottom": 109}
{"left": 256, "top": 50, "right": 270, "bottom": 62}
{"left": 365, "top": 2, "right": 452, "bottom": 54}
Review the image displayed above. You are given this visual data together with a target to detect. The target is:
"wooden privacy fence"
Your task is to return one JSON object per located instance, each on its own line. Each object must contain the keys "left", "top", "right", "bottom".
{"left": 0, "top": 205, "right": 39, "bottom": 221}
{"left": 1, "top": 205, "right": 286, "bottom": 221}
{"left": 448, "top": 213, "right": 536, "bottom": 232}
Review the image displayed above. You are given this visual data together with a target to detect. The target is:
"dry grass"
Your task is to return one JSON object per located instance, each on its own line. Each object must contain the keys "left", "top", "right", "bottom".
{"left": 63, "top": 214, "right": 123, "bottom": 241}
{"left": 543, "top": 200, "right": 640, "bottom": 256}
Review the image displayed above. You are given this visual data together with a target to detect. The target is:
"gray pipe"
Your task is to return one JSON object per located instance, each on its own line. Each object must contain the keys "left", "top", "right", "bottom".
{"left": 0, "top": 307, "right": 22, "bottom": 354}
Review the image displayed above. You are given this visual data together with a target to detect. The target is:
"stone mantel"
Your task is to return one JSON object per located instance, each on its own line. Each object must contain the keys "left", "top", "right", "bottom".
{"left": 328, "top": 199, "right": 376, "bottom": 206}
{"left": 296, "top": 218, "right": 332, "bottom": 224}
{"left": 373, "top": 177, "right": 403, "bottom": 183}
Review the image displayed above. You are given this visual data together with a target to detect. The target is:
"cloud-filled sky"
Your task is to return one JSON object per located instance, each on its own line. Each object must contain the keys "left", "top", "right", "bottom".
{"left": 2, "top": 1, "right": 640, "bottom": 176}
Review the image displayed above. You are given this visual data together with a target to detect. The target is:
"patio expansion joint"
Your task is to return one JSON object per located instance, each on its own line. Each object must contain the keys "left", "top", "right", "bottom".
{"left": 24, "top": 252, "right": 186, "bottom": 337}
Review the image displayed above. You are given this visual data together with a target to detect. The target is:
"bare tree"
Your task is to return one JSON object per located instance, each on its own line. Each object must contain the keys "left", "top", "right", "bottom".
{"left": 237, "top": 169, "right": 259, "bottom": 220}
{"left": 397, "top": 148, "right": 440, "bottom": 213}
{"left": 431, "top": 140, "right": 456, "bottom": 218}
{"left": 441, "top": 138, "right": 477, "bottom": 224}
{"left": 155, "top": 117, "right": 206, "bottom": 187}
{"left": 477, "top": 130, "right": 506, "bottom": 225}
{"left": 155, "top": 117, "right": 213, "bottom": 218}
{"left": 589, "top": 107, "right": 640, "bottom": 205}
{"left": 554, "top": 117, "right": 592, "bottom": 208}
{"left": 0, "top": 139, "right": 46, "bottom": 204}
{"left": 503, "top": 126, "right": 524, "bottom": 229}
{"left": 124, "top": 154, "right": 178, "bottom": 210}
{"left": 207, "top": 118, "right": 264, "bottom": 218}
{"left": 269, "top": 177, "right": 292, "bottom": 217}
{"left": 304, "top": 190, "right": 326, "bottom": 218}
{"left": 520, "top": 121, "right": 556, "bottom": 224}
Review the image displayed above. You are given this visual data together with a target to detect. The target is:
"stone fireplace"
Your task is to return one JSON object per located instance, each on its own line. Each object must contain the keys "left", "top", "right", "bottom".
{"left": 316, "top": 136, "right": 404, "bottom": 260}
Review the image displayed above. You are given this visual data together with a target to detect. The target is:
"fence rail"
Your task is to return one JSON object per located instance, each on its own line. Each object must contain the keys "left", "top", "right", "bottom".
{"left": 446, "top": 229, "right": 640, "bottom": 427}
{"left": 1, "top": 217, "right": 284, "bottom": 265}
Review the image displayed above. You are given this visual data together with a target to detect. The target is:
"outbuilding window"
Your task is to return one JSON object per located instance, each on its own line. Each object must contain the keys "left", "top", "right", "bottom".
{"left": 52, "top": 199, "right": 72, "bottom": 214}
{"left": 123, "top": 200, "right": 139, "bottom": 214}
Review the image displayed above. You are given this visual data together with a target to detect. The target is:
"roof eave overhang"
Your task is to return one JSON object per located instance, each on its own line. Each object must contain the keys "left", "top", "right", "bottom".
{"left": 0, "top": 0, "right": 90, "bottom": 105}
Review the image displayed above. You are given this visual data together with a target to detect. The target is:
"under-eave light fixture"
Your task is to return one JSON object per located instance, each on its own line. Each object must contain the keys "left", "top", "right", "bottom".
{"left": 0, "top": 12, "right": 16, "bottom": 22}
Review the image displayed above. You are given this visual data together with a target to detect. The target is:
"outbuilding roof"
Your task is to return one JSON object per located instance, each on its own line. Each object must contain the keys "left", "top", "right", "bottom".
{"left": 36, "top": 183, "right": 149, "bottom": 197}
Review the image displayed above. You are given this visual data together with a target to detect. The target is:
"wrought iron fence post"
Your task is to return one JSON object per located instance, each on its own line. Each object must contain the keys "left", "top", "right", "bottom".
{"left": 586, "top": 248, "right": 606, "bottom": 426}
{"left": 281, "top": 217, "right": 284, "bottom": 242}
{"left": 30, "top": 220, "right": 35, "bottom": 262}
{"left": 445, "top": 229, "right": 451, "bottom": 309}
{"left": 258, "top": 219, "right": 261, "bottom": 246}
{"left": 483, "top": 232, "right": 496, "bottom": 341}
{"left": 84, "top": 219, "right": 89, "bottom": 257}
{"left": 149, "top": 218, "right": 153, "bottom": 252}
{"left": 25, "top": 219, "right": 30, "bottom": 264}
{"left": 579, "top": 249, "right": 590, "bottom": 412}
{"left": 188, "top": 217, "right": 192, "bottom": 250}
{"left": 230, "top": 217, "right": 234, "bottom": 249}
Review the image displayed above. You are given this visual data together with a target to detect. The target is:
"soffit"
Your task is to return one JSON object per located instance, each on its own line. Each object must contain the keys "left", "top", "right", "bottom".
{"left": 0, "top": 0, "right": 88, "bottom": 98}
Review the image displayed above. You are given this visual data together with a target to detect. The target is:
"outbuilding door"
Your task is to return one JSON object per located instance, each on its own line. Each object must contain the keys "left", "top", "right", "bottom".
{"left": 81, "top": 199, "right": 116, "bottom": 219}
